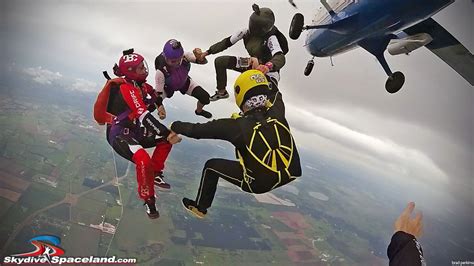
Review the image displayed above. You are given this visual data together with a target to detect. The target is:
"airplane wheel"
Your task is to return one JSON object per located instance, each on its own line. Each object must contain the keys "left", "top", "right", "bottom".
{"left": 304, "top": 60, "right": 314, "bottom": 76}
{"left": 385, "top": 71, "right": 405, "bottom": 93}
{"left": 289, "top": 13, "right": 304, "bottom": 40}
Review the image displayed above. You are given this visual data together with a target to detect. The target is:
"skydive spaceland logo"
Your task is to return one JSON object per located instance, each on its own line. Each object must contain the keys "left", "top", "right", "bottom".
{"left": 3, "top": 234, "right": 137, "bottom": 265}
{"left": 4, "top": 235, "right": 65, "bottom": 264}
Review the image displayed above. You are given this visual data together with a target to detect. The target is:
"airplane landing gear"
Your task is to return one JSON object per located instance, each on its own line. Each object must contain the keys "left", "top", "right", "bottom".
{"left": 289, "top": 13, "right": 304, "bottom": 40}
{"left": 359, "top": 36, "right": 406, "bottom": 94}
{"left": 385, "top": 71, "right": 405, "bottom": 94}
{"left": 304, "top": 58, "right": 315, "bottom": 76}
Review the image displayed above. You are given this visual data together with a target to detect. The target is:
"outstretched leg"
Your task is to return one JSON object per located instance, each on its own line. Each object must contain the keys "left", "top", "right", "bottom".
{"left": 183, "top": 158, "right": 244, "bottom": 218}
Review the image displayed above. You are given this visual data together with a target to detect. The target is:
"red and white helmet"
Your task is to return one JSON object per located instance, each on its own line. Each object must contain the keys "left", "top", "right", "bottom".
{"left": 118, "top": 53, "right": 149, "bottom": 82}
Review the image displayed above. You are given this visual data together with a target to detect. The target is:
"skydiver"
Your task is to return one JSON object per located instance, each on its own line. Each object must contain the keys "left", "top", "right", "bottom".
{"left": 170, "top": 70, "right": 302, "bottom": 218}
{"left": 94, "top": 50, "right": 181, "bottom": 219}
{"left": 154, "top": 39, "right": 213, "bottom": 119}
{"left": 193, "top": 4, "right": 289, "bottom": 102}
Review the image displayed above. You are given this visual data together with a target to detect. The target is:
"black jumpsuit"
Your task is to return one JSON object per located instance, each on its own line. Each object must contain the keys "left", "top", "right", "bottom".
{"left": 171, "top": 89, "right": 301, "bottom": 211}
{"left": 206, "top": 27, "right": 288, "bottom": 91}
{"left": 388, "top": 231, "right": 426, "bottom": 266}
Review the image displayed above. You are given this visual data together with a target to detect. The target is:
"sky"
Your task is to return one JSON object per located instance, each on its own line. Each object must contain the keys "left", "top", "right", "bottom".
{"left": 1, "top": 0, "right": 472, "bottom": 217}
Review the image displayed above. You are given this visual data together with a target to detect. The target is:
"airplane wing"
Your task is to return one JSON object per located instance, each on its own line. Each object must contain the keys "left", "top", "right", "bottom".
{"left": 403, "top": 18, "right": 474, "bottom": 86}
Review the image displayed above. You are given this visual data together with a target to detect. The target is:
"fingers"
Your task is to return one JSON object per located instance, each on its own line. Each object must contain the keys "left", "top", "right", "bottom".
{"left": 256, "top": 65, "right": 269, "bottom": 74}
{"left": 193, "top": 48, "right": 207, "bottom": 62}
{"left": 401, "top": 201, "right": 415, "bottom": 218}
{"left": 168, "top": 135, "right": 181, "bottom": 144}
{"left": 159, "top": 111, "right": 166, "bottom": 120}
{"left": 414, "top": 210, "right": 423, "bottom": 223}
{"left": 394, "top": 202, "right": 424, "bottom": 238}
{"left": 158, "top": 106, "right": 166, "bottom": 120}
{"left": 250, "top": 57, "right": 259, "bottom": 69}
{"left": 166, "top": 131, "right": 182, "bottom": 144}
{"left": 413, "top": 211, "right": 424, "bottom": 237}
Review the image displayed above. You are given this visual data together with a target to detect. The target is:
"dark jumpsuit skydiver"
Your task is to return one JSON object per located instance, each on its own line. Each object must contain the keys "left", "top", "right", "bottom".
{"left": 194, "top": 4, "right": 289, "bottom": 101}
{"left": 171, "top": 70, "right": 301, "bottom": 218}
{"left": 97, "top": 51, "right": 179, "bottom": 219}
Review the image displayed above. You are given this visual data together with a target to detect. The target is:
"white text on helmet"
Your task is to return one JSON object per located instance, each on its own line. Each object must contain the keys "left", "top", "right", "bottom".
{"left": 250, "top": 74, "right": 266, "bottom": 83}
{"left": 123, "top": 54, "right": 138, "bottom": 62}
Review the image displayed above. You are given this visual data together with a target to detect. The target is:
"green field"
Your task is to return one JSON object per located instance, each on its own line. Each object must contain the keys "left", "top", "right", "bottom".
{"left": 0, "top": 91, "right": 393, "bottom": 264}
{"left": 61, "top": 223, "right": 101, "bottom": 256}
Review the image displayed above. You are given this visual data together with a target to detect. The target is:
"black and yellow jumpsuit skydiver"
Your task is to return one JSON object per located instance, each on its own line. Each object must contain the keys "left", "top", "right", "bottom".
{"left": 171, "top": 70, "right": 301, "bottom": 218}
{"left": 197, "top": 4, "right": 289, "bottom": 101}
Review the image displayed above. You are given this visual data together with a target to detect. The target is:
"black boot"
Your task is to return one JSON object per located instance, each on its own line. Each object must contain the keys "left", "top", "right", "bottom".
{"left": 209, "top": 90, "right": 229, "bottom": 102}
{"left": 144, "top": 197, "right": 159, "bottom": 219}
{"left": 154, "top": 171, "right": 171, "bottom": 189}
{"left": 195, "top": 109, "right": 212, "bottom": 119}
{"left": 182, "top": 198, "right": 207, "bottom": 219}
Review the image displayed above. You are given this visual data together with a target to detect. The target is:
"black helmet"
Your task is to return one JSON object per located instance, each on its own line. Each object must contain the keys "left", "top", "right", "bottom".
{"left": 249, "top": 4, "right": 275, "bottom": 36}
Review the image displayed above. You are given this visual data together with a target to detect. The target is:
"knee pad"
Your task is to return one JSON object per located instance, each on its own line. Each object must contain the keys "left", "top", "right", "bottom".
{"left": 192, "top": 86, "right": 211, "bottom": 105}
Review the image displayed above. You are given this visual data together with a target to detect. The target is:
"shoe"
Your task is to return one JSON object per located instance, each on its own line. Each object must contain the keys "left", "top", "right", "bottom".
{"left": 144, "top": 197, "right": 159, "bottom": 219}
{"left": 209, "top": 90, "right": 229, "bottom": 102}
{"left": 182, "top": 198, "right": 207, "bottom": 219}
{"left": 154, "top": 171, "right": 171, "bottom": 189}
{"left": 195, "top": 109, "right": 212, "bottom": 119}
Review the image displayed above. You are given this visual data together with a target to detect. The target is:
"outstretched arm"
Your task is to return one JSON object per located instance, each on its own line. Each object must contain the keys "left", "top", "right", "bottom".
{"left": 205, "top": 28, "right": 248, "bottom": 55}
{"left": 171, "top": 118, "right": 241, "bottom": 144}
{"left": 387, "top": 202, "right": 425, "bottom": 266}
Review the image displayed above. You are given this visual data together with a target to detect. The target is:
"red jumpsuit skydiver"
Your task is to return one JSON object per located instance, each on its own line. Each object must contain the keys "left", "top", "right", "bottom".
{"left": 97, "top": 51, "right": 178, "bottom": 219}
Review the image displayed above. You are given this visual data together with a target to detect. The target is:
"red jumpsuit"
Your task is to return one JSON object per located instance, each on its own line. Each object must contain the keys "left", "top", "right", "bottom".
{"left": 106, "top": 80, "right": 171, "bottom": 200}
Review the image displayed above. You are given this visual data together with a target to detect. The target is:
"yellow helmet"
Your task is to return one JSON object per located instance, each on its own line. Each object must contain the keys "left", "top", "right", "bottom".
{"left": 233, "top": 70, "right": 270, "bottom": 109}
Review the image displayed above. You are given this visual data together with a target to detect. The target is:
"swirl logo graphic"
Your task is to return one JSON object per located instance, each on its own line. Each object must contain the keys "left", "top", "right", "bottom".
{"left": 11, "top": 235, "right": 65, "bottom": 262}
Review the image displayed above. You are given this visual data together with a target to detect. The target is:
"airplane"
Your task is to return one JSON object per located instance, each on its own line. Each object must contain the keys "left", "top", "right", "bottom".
{"left": 289, "top": 0, "right": 474, "bottom": 93}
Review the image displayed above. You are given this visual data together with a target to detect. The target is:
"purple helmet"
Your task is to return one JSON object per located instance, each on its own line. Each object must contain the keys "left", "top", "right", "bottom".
{"left": 163, "top": 39, "right": 184, "bottom": 59}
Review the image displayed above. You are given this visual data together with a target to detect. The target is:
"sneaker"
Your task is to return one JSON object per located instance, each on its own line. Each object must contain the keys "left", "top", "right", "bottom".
{"left": 195, "top": 109, "right": 212, "bottom": 119}
{"left": 154, "top": 172, "right": 171, "bottom": 189}
{"left": 209, "top": 90, "right": 229, "bottom": 102}
{"left": 182, "top": 198, "right": 207, "bottom": 219}
{"left": 144, "top": 197, "right": 159, "bottom": 219}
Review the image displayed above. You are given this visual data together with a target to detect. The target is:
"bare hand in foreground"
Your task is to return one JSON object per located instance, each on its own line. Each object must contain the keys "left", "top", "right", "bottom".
{"left": 394, "top": 202, "right": 423, "bottom": 238}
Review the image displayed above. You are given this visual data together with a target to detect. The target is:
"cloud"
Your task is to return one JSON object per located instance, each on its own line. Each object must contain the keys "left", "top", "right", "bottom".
{"left": 22, "top": 66, "right": 62, "bottom": 85}
{"left": 287, "top": 104, "right": 449, "bottom": 185}
{"left": 71, "top": 78, "right": 99, "bottom": 92}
